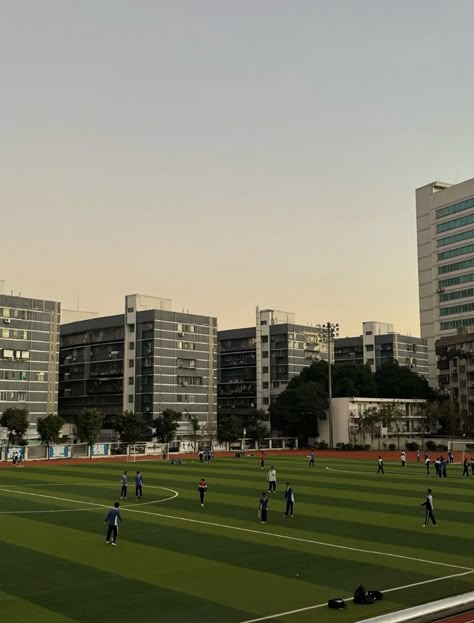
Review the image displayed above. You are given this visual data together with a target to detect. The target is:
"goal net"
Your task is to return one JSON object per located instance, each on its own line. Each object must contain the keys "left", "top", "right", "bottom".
{"left": 126, "top": 442, "right": 169, "bottom": 462}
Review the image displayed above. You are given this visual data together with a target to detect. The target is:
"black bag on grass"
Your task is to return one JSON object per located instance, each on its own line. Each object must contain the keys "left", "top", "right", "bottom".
{"left": 368, "top": 590, "right": 383, "bottom": 601}
{"left": 353, "top": 585, "right": 375, "bottom": 605}
{"left": 328, "top": 598, "right": 346, "bottom": 609}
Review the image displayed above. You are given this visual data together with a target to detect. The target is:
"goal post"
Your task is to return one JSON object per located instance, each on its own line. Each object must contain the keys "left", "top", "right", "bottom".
{"left": 126, "top": 442, "right": 169, "bottom": 462}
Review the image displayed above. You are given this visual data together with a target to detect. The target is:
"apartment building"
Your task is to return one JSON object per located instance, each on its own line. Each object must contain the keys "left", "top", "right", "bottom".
{"left": 218, "top": 308, "right": 328, "bottom": 425}
{"left": 0, "top": 293, "right": 60, "bottom": 423}
{"left": 59, "top": 294, "right": 217, "bottom": 438}
{"left": 335, "top": 321, "right": 428, "bottom": 376}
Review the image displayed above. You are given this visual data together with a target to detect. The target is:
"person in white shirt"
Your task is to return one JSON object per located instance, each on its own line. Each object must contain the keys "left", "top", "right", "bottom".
{"left": 421, "top": 488, "right": 437, "bottom": 527}
{"left": 401, "top": 451, "right": 406, "bottom": 468}
{"left": 267, "top": 466, "right": 277, "bottom": 493}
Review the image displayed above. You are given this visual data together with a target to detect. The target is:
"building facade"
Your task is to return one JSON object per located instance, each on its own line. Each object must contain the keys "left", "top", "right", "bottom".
{"left": 417, "top": 177, "right": 474, "bottom": 385}
{"left": 319, "top": 397, "right": 427, "bottom": 447}
{"left": 218, "top": 308, "right": 328, "bottom": 425}
{"left": 436, "top": 328, "right": 474, "bottom": 431}
{"left": 334, "top": 321, "right": 428, "bottom": 376}
{"left": 59, "top": 294, "right": 217, "bottom": 438}
{"left": 0, "top": 293, "right": 61, "bottom": 424}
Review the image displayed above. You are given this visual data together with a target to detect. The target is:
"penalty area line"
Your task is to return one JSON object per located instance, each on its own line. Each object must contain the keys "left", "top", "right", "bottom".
{"left": 237, "top": 569, "right": 474, "bottom": 623}
{"left": 0, "top": 488, "right": 472, "bottom": 574}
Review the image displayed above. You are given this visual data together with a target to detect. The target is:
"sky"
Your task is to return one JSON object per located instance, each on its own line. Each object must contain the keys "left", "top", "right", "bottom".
{"left": 2, "top": 0, "right": 474, "bottom": 336}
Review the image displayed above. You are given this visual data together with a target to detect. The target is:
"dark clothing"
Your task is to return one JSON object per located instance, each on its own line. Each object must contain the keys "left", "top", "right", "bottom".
{"left": 284, "top": 486, "right": 295, "bottom": 517}
{"left": 120, "top": 485, "right": 127, "bottom": 498}
{"left": 309, "top": 452, "right": 315, "bottom": 467}
{"left": 259, "top": 495, "right": 269, "bottom": 523}
{"left": 135, "top": 474, "right": 143, "bottom": 498}
{"left": 268, "top": 480, "right": 276, "bottom": 493}
{"left": 463, "top": 461, "right": 470, "bottom": 478}
{"left": 377, "top": 460, "right": 384, "bottom": 474}
{"left": 421, "top": 495, "right": 437, "bottom": 526}
{"left": 106, "top": 525, "right": 118, "bottom": 544}
{"left": 198, "top": 481, "right": 207, "bottom": 505}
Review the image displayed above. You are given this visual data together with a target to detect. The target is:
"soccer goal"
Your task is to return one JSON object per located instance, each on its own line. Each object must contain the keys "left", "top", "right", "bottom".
{"left": 126, "top": 442, "right": 169, "bottom": 462}
{"left": 448, "top": 439, "right": 472, "bottom": 464}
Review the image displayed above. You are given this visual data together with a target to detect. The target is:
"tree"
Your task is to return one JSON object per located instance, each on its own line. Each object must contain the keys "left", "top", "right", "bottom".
{"left": 114, "top": 411, "right": 145, "bottom": 444}
{"left": 378, "top": 403, "right": 405, "bottom": 450}
{"left": 37, "top": 414, "right": 64, "bottom": 447}
{"left": 416, "top": 402, "right": 442, "bottom": 449}
{"left": 217, "top": 415, "right": 242, "bottom": 443}
{"left": 0, "top": 408, "right": 28, "bottom": 447}
{"left": 185, "top": 410, "right": 201, "bottom": 450}
{"left": 359, "top": 407, "right": 382, "bottom": 449}
{"left": 153, "top": 409, "right": 181, "bottom": 443}
{"left": 246, "top": 409, "right": 270, "bottom": 446}
{"left": 271, "top": 380, "right": 327, "bottom": 440}
{"left": 75, "top": 408, "right": 105, "bottom": 445}
{"left": 375, "top": 361, "right": 435, "bottom": 400}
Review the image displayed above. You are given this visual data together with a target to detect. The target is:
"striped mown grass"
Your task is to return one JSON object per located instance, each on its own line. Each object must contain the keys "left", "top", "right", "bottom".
{"left": 0, "top": 455, "right": 472, "bottom": 622}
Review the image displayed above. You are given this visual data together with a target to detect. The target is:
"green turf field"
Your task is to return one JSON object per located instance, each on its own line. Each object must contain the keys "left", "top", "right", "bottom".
{"left": 0, "top": 455, "right": 472, "bottom": 623}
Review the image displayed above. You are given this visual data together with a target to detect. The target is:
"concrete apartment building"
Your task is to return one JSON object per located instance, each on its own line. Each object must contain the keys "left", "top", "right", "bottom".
{"left": 0, "top": 291, "right": 61, "bottom": 426}
{"left": 59, "top": 294, "right": 217, "bottom": 438}
{"left": 436, "top": 328, "right": 474, "bottom": 430}
{"left": 417, "top": 177, "right": 474, "bottom": 385}
{"left": 218, "top": 308, "right": 329, "bottom": 425}
{"left": 334, "top": 321, "right": 428, "bottom": 376}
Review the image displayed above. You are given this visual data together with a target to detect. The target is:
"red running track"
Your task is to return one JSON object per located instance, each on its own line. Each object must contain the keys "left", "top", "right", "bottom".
{"left": 433, "top": 612, "right": 474, "bottom": 623}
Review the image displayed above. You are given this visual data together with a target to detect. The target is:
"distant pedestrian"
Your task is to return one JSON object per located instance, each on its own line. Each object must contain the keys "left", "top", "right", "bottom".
{"left": 260, "top": 451, "right": 265, "bottom": 469}
{"left": 401, "top": 451, "right": 407, "bottom": 468}
{"left": 448, "top": 449, "right": 454, "bottom": 464}
{"left": 267, "top": 466, "right": 277, "bottom": 493}
{"left": 309, "top": 450, "right": 315, "bottom": 467}
{"left": 435, "top": 458, "right": 441, "bottom": 477}
{"left": 377, "top": 456, "right": 384, "bottom": 474}
{"left": 198, "top": 450, "right": 204, "bottom": 463}
{"left": 198, "top": 478, "right": 208, "bottom": 507}
{"left": 462, "top": 458, "right": 470, "bottom": 478}
{"left": 104, "top": 501, "right": 122, "bottom": 546}
{"left": 284, "top": 482, "right": 295, "bottom": 518}
{"left": 258, "top": 492, "right": 269, "bottom": 524}
{"left": 120, "top": 470, "right": 128, "bottom": 499}
{"left": 416, "top": 449, "right": 420, "bottom": 464}
{"left": 425, "top": 456, "right": 431, "bottom": 475}
{"left": 421, "top": 489, "right": 437, "bottom": 527}
{"left": 135, "top": 471, "right": 143, "bottom": 499}
{"left": 441, "top": 457, "right": 447, "bottom": 478}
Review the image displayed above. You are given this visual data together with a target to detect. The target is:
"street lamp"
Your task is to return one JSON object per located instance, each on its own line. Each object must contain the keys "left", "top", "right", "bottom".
{"left": 317, "top": 322, "right": 339, "bottom": 448}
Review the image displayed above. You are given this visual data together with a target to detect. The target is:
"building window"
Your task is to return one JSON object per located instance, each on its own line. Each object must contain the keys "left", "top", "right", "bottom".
{"left": 129, "top": 325, "right": 135, "bottom": 333}
{"left": 2, "top": 329, "right": 9, "bottom": 338}
{"left": 439, "top": 272, "right": 474, "bottom": 288}
{"left": 438, "top": 228, "right": 474, "bottom": 247}
{"left": 129, "top": 342, "right": 135, "bottom": 350}
{"left": 263, "top": 397, "right": 269, "bottom": 405}
{"left": 273, "top": 382, "right": 279, "bottom": 388}
{"left": 129, "top": 359, "right": 135, "bottom": 368}
{"left": 439, "top": 302, "right": 474, "bottom": 316}
{"left": 35, "top": 372, "right": 45, "bottom": 382}
{"left": 262, "top": 366, "right": 269, "bottom": 373}
{"left": 177, "top": 341, "right": 195, "bottom": 350}
{"left": 366, "top": 358, "right": 375, "bottom": 365}
{"left": 260, "top": 320, "right": 267, "bottom": 325}
{"left": 436, "top": 197, "right": 474, "bottom": 220}
{"left": 437, "top": 213, "right": 474, "bottom": 234}
{"left": 261, "top": 335, "right": 268, "bottom": 343}
{"left": 262, "top": 351, "right": 269, "bottom": 358}
{"left": 127, "top": 307, "right": 134, "bottom": 313}
{"left": 365, "top": 344, "right": 374, "bottom": 351}
{"left": 438, "top": 257, "right": 474, "bottom": 275}
{"left": 263, "top": 381, "right": 269, "bottom": 389}
{"left": 365, "top": 331, "right": 373, "bottom": 335}
{"left": 128, "top": 377, "right": 134, "bottom": 385}
{"left": 128, "top": 395, "right": 134, "bottom": 403}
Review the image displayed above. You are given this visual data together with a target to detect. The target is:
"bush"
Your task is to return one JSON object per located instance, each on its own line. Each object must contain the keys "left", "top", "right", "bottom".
{"left": 405, "top": 441, "right": 419, "bottom": 451}
{"left": 316, "top": 441, "right": 328, "bottom": 450}
{"left": 364, "top": 444, "right": 371, "bottom": 450}
{"left": 389, "top": 444, "right": 396, "bottom": 451}
{"left": 425, "top": 440, "right": 437, "bottom": 451}
{"left": 466, "top": 443, "right": 474, "bottom": 450}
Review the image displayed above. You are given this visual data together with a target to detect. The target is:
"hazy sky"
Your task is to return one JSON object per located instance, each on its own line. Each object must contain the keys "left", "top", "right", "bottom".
{"left": 2, "top": 1, "right": 474, "bottom": 336}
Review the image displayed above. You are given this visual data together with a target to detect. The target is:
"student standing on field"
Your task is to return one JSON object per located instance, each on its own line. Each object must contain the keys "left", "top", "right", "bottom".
{"left": 198, "top": 478, "right": 208, "bottom": 506}
{"left": 135, "top": 471, "right": 144, "bottom": 499}
{"left": 120, "top": 471, "right": 128, "bottom": 499}
{"left": 104, "top": 502, "right": 122, "bottom": 546}
{"left": 425, "top": 456, "right": 431, "bottom": 475}
{"left": 462, "top": 458, "right": 470, "bottom": 478}
{"left": 309, "top": 450, "right": 315, "bottom": 467}
{"left": 258, "top": 492, "right": 269, "bottom": 524}
{"left": 377, "top": 456, "right": 384, "bottom": 474}
{"left": 284, "top": 482, "right": 295, "bottom": 518}
{"left": 401, "top": 451, "right": 407, "bottom": 468}
{"left": 416, "top": 449, "right": 420, "bottom": 464}
{"left": 260, "top": 451, "right": 265, "bottom": 469}
{"left": 421, "top": 489, "right": 437, "bottom": 527}
{"left": 267, "top": 466, "right": 277, "bottom": 493}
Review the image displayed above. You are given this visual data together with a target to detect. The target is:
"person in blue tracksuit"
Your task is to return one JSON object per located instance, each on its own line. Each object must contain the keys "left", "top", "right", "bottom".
{"left": 284, "top": 482, "right": 295, "bottom": 517}
{"left": 258, "top": 492, "right": 269, "bottom": 524}
{"left": 135, "top": 471, "right": 144, "bottom": 499}
{"left": 104, "top": 502, "right": 122, "bottom": 545}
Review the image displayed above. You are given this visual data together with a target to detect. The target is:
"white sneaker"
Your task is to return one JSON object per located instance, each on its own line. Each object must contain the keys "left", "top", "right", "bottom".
{"left": 421, "top": 524, "right": 426, "bottom": 527}
{"left": 201, "top": 504, "right": 204, "bottom": 507}
{"left": 111, "top": 543, "right": 117, "bottom": 546}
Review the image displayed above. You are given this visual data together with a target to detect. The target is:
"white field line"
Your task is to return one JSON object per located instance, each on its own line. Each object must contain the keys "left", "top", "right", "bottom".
{"left": 0, "top": 487, "right": 472, "bottom": 573}
{"left": 325, "top": 466, "right": 422, "bottom": 476}
{"left": 238, "top": 570, "right": 474, "bottom": 623}
{"left": 0, "top": 485, "right": 178, "bottom": 513}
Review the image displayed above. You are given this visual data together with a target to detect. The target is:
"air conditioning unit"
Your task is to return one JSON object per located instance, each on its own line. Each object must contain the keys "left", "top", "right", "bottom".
{"left": 3, "top": 318, "right": 11, "bottom": 324}
{"left": 177, "top": 331, "right": 184, "bottom": 337}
